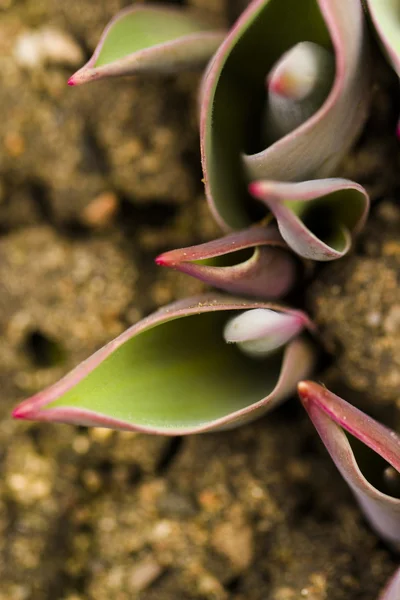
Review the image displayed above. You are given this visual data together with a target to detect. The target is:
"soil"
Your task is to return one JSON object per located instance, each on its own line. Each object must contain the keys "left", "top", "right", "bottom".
{"left": 0, "top": 1, "right": 399, "bottom": 599}
{"left": 308, "top": 201, "right": 400, "bottom": 411}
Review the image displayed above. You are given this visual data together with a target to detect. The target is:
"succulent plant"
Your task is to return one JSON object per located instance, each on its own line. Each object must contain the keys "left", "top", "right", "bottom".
{"left": 13, "top": 297, "right": 314, "bottom": 434}
{"left": 12, "top": 1, "right": 400, "bottom": 596}
{"left": 67, "top": 4, "right": 227, "bottom": 84}
{"left": 298, "top": 382, "right": 400, "bottom": 599}
{"left": 13, "top": 0, "right": 376, "bottom": 430}
{"left": 298, "top": 382, "right": 400, "bottom": 550}
{"left": 155, "top": 224, "right": 300, "bottom": 298}
{"left": 69, "top": 0, "right": 371, "bottom": 261}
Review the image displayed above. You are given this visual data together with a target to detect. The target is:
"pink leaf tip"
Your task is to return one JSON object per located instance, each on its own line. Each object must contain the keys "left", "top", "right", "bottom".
{"left": 266, "top": 42, "right": 334, "bottom": 101}
{"left": 297, "top": 380, "right": 317, "bottom": 404}
{"left": 155, "top": 254, "right": 171, "bottom": 267}
{"left": 12, "top": 405, "right": 31, "bottom": 420}
{"left": 248, "top": 181, "right": 264, "bottom": 199}
{"left": 67, "top": 76, "right": 76, "bottom": 86}
{"left": 268, "top": 72, "right": 293, "bottom": 97}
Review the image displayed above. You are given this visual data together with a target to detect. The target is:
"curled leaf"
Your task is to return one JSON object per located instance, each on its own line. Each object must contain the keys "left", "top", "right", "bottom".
{"left": 264, "top": 41, "right": 335, "bottom": 144}
{"left": 200, "top": 0, "right": 369, "bottom": 230}
{"left": 223, "top": 308, "right": 306, "bottom": 358}
{"left": 68, "top": 5, "right": 226, "bottom": 86}
{"left": 380, "top": 567, "right": 400, "bottom": 600}
{"left": 298, "top": 381, "right": 400, "bottom": 549}
{"left": 12, "top": 296, "right": 314, "bottom": 435}
{"left": 156, "top": 225, "right": 298, "bottom": 298}
{"left": 249, "top": 178, "right": 369, "bottom": 260}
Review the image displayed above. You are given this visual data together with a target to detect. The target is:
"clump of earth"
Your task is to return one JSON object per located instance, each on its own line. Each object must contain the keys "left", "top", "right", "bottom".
{"left": 0, "top": 1, "right": 399, "bottom": 599}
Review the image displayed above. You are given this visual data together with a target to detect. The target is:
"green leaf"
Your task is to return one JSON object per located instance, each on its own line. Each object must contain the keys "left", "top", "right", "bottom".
{"left": 48, "top": 313, "right": 281, "bottom": 427}
{"left": 69, "top": 5, "right": 225, "bottom": 85}
{"left": 200, "top": 0, "right": 369, "bottom": 231}
{"left": 299, "top": 382, "right": 400, "bottom": 550}
{"left": 12, "top": 296, "right": 314, "bottom": 434}
{"left": 156, "top": 225, "right": 298, "bottom": 299}
{"left": 249, "top": 178, "right": 369, "bottom": 261}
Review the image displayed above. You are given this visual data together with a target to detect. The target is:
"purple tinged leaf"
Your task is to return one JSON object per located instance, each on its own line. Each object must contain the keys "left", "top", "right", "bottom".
{"left": 68, "top": 5, "right": 226, "bottom": 86}
{"left": 12, "top": 295, "right": 315, "bottom": 435}
{"left": 200, "top": 0, "right": 369, "bottom": 231}
{"left": 379, "top": 567, "right": 400, "bottom": 600}
{"left": 298, "top": 381, "right": 400, "bottom": 549}
{"left": 155, "top": 225, "right": 298, "bottom": 299}
{"left": 223, "top": 308, "right": 307, "bottom": 358}
{"left": 243, "top": 0, "right": 369, "bottom": 181}
{"left": 249, "top": 178, "right": 369, "bottom": 261}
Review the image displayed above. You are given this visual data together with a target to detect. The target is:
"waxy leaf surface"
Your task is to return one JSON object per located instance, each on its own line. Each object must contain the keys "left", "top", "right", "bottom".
{"left": 200, "top": 0, "right": 369, "bottom": 230}
{"left": 69, "top": 5, "right": 225, "bottom": 85}
{"left": 299, "top": 381, "right": 400, "bottom": 549}
{"left": 156, "top": 225, "right": 298, "bottom": 298}
{"left": 249, "top": 178, "right": 369, "bottom": 260}
{"left": 13, "top": 296, "right": 314, "bottom": 435}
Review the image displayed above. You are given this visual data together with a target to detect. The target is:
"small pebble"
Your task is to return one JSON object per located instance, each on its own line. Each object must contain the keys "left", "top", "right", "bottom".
{"left": 80, "top": 192, "right": 119, "bottom": 229}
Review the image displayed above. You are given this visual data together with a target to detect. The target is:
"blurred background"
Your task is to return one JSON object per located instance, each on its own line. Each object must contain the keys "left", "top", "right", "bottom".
{"left": 0, "top": 1, "right": 398, "bottom": 599}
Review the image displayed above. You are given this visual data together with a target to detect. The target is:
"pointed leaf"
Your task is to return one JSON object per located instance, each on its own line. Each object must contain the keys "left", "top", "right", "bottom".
{"left": 68, "top": 5, "right": 226, "bottom": 85}
{"left": 156, "top": 226, "right": 298, "bottom": 298}
{"left": 200, "top": 0, "right": 369, "bottom": 230}
{"left": 298, "top": 381, "right": 400, "bottom": 549}
{"left": 249, "top": 178, "right": 369, "bottom": 261}
{"left": 12, "top": 296, "right": 315, "bottom": 435}
{"left": 380, "top": 567, "right": 400, "bottom": 600}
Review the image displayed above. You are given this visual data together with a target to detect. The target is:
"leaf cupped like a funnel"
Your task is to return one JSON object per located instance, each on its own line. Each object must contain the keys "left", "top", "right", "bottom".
{"left": 201, "top": 0, "right": 369, "bottom": 231}
{"left": 12, "top": 296, "right": 314, "bottom": 435}
{"left": 249, "top": 178, "right": 369, "bottom": 261}
{"left": 298, "top": 381, "right": 400, "bottom": 549}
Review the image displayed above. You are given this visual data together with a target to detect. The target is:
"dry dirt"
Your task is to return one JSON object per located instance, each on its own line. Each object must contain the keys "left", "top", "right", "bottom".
{"left": 0, "top": 1, "right": 399, "bottom": 599}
